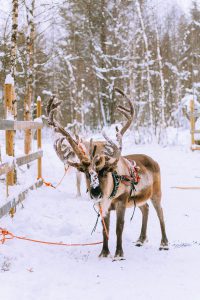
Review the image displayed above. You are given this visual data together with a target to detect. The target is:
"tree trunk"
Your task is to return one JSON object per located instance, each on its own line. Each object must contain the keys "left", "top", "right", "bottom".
{"left": 10, "top": 0, "right": 18, "bottom": 81}
{"left": 136, "top": 0, "right": 154, "bottom": 133}
{"left": 24, "top": 0, "right": 35, "bottom": 155}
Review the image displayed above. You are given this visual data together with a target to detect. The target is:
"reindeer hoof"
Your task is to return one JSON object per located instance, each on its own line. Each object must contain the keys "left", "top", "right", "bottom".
{"left": 159, "top": 245, "right": 169, "bottom": 251}
{"left": 159, "top": 241, "right": 169, "bottom": 251}
{"left": 112, "top": 256, "right": 126, "bottom": 262}
{"left": 135, "top": 237, "right": 148, "bottom": 247}
{"left": 99, "top": 249, "right": 110, "bottom": 258}
{"left": 135, "top": 241, "right": 143, "bottom": 247}
{"left": 114, "top": 249, "right": 124, "bottom": 258}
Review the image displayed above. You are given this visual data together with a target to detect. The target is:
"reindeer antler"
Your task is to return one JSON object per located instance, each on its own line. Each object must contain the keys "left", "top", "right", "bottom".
{"left": 54, "top": 136, "right": 75, "bottom": 164}
{"left": 102, "top": 131, "right": 122, "bottom": 171}
{"left": 47, "top": 96, "right": 90, "bottom": 165}
{"left": 46, "top": 96, "right": 62, "bottom": 126}
{"left": 115, "top": 88, "right": 134, "bottom": 136}
{"left": 100, "top": 89, "right": 134, "bottom": 170}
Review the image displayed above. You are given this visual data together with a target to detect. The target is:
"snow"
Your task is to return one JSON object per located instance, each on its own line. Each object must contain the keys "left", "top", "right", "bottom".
{"left": 0, "top": 131, "right": 200, "bottom": 300}
{"left": 33, "top": 117, "right": 43, "bottom": 123}
{"left": 5, "top": 74, "right": 14, "bottom": 85}
{"left": 181, "top": 94, "right": 200, "bottom": 110}
{"left": 42, "top": 90, "right": 52, "bottom": 96}
{"left": 5, "top": 112, "right": 14, "bottom": 121}
{"left": 2, "top": 154, "right": 15, "bottom": 166}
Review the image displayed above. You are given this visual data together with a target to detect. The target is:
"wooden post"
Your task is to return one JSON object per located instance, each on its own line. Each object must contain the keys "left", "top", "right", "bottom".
{"left": 24, "top": 89, "right": 32, "bottom": 155}
{"left": 190, "top": 99, "right": 195, "bottom": 150}
{"left": 37, "top": 96, "right": 42, "bottom": 179}
{"left": 4, "top": 83, "right": 15, "bottom": 190}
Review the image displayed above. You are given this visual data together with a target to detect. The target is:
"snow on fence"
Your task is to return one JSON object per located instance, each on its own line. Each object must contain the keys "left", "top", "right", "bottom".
{"left": 0, "top": 79, "right": 43, "bottom": 219}
{"left": 190, "top": 99, "right": 200, "bottom": 151}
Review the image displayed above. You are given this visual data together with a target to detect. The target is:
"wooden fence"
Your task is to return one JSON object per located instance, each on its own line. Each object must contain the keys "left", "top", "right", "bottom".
{"left": 190, "top": 99, "right": 200, "bottom": 151}
{"left": 0, "top": 81, "right": 43, "bottom": 219}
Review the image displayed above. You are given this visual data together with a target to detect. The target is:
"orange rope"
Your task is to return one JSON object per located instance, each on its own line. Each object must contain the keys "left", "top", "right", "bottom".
{"left": 0, "top": 205, "right": 110, "bottom": 247}
{"left": 0, "top": 207, "right": 110, "bottom": 249}
{"left": 38, "top": 166, "right": 70, "bottom": 189}
{"left": 54, "top": 166, "right": 70, "bottom": 188}
{"left": 0, "top": 227, "right": 103, "bottom": 247}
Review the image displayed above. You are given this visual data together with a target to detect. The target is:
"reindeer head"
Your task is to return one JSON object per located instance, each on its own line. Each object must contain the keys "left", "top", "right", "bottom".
{"left": 47, "top": 89, "right": 134, "bottom": 201}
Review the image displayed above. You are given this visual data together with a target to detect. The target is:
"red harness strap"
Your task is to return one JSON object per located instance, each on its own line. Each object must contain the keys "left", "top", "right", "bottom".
{"left": 121, "top": 159, "right": 140, "bottom": 187}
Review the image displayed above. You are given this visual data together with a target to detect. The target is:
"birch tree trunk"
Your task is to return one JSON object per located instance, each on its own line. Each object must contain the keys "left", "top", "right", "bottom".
{"left": 10, "top": 0, "right": 18, "bottom": 122}
{"left": 155, "top": 26, "right": 166, "bottom": 130}
{"left": 135, "top": 0, "right": 154, "bottom": 133}
{"left": 153, "top": 20, "right": 168, "bottom": 143}
{"left": 10, "top": 0, "right": 18, "bottom": 182}
{"left": 100, "top": 0, "right": 108, "bottom": 126}
{"left": 10, "top": 0, "right": 18, "bottom": 81}
{"left": 24, "top": 0, "right": 35, "bottom": 155}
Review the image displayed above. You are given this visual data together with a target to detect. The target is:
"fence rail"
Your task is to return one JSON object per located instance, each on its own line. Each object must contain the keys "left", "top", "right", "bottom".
{"left": 0, "top": 79, "right": 43, "bottom": 219}
{"left": 0, "top": 179, "right": 43, "bottom": 219}
{"left": 0, "top": 150, "right": 43, "bottom": 176}
{"left": 0, "top": 120, "right": 43, "bottom": 130}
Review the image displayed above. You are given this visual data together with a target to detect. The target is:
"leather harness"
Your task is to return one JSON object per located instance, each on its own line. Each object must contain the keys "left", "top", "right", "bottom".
{"left": 109, "top": 160, "right": 140, "bottom": 199}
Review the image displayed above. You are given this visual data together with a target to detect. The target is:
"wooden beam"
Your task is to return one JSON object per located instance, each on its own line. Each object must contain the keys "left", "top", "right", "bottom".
{"left": 16, "top": 150, "right": 43, "bottom": 167}
{"left": 191, "top": 130, "right": 200, "bottom": 134}
{"left": 37, "top": 97, "right": 42, "bottom": 178}
{"left": 190, "top": 112, "right": 200, "bottom": 118}
{"left": 0, "top": 179, "right": 43, "bottom": 219}
{"left": 191, "top": 147, "right": 200, "bottom": 151}
{"left": 190, "top": 99, "right": 195, "bottom": 147}
{"left": 0, "top": 120, "right": 43, "bottom": 130}
{"left": 0, "top": 150, "right": 43, "bottom": 176}
{"left": 171, "top": 186, "right": 200, "bottom": 190}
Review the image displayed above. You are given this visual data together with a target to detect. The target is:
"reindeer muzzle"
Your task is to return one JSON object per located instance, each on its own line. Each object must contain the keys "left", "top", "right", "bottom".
{"left": 90, "top": 186, "right": 102, "bottom": 199}
{"left": 89, "top": 170, "right": 102, "bottom": 199}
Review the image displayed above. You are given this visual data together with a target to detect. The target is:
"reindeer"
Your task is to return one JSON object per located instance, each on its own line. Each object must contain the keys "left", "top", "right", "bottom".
{"left": 48, "top": 90, "right": 168, "bottom": 259}
{"left": 47, "top": 96, "right": 107, "bottom": 196}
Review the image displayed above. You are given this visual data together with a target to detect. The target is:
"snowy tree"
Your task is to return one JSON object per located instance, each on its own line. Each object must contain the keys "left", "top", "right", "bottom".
{"left": 180, "top": 1, "right": 200, "bottom": 100}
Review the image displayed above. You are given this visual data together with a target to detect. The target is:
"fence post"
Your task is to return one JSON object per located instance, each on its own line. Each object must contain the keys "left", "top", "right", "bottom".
{"left": 24, "top": 88, "right": 32, "bottom": 155}
{"left": 190, "top": 99, "right": 195, "bottom": 150}
{"left": 37, "top": 96, "right": 42, "bottom": 179}
{"left": 4, "top": 82, "right": 15, "bottom": 191}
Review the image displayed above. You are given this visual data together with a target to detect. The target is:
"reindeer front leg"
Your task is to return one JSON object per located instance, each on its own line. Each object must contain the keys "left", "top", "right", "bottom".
{"left": 99, "top": 211, "right": 110, "bottom": 257}
{"left": 115, "top": 199, "right": 126, "bottom": 258}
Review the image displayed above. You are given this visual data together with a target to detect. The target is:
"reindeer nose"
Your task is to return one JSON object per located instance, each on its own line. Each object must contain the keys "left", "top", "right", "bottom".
{"left": 90, "top": 186, "right": 102, "bottom": 199}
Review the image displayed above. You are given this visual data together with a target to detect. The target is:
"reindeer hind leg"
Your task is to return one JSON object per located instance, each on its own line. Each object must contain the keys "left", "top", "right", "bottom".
{"left": 151, "top": 195, "right": 169, "bottom": 250}
{"left": 136, "top": 203, "right": 149, "bottom": 247}
{"left": 115, "top": 201, "right": 126, "bottom": 259}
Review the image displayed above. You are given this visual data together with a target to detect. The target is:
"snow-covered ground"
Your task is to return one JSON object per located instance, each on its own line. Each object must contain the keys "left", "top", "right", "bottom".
{"left": 0, "top": 131, "right": 200, "bottom": 300}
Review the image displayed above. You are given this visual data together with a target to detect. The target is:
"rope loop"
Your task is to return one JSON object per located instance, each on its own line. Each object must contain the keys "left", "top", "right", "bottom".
{"left": 0, "top": 228, "right": 14, "bottom": 244}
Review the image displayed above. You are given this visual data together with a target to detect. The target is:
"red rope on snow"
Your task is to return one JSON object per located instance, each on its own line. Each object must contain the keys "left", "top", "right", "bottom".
{"left": 0, "top": 227, "right": 103, "bottom": 247}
